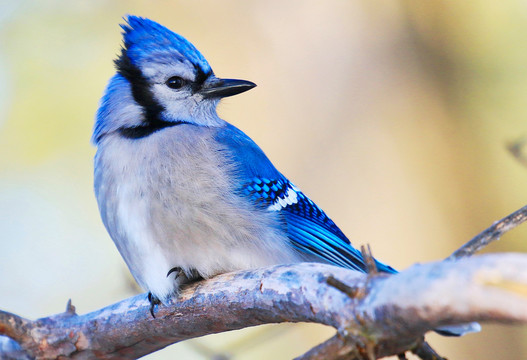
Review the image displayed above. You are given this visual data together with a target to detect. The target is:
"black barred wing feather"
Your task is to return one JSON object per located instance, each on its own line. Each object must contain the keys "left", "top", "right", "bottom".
{"left": 243, "top": 177, "right": 374, "bottom": 272}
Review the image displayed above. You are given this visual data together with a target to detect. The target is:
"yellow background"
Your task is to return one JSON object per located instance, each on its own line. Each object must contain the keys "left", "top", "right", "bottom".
{"left": 1, "top": 1, "right": 526, "bottom": 359}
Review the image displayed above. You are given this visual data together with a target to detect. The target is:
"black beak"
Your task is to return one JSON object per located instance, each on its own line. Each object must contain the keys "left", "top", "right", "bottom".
{"left": 199, "top": 78, "right": 256, "bottom": 99}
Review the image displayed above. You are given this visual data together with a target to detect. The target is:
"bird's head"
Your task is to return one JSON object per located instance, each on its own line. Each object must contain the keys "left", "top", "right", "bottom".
{"left": 93, "top": 15, "right": 255, "bottom": 143}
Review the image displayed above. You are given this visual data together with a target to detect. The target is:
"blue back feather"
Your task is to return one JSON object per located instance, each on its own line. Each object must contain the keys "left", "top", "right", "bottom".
{"left": 215, "top": 124, "right": 282, "bottom": 182}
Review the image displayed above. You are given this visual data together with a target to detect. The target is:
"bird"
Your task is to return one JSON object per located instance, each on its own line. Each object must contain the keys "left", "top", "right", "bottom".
{"left": 92, "top": 15, "right": 478, "bottom": 336}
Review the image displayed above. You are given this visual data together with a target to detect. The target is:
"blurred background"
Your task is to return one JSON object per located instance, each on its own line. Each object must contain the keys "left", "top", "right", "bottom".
{"left": 1, "top": 1, "right": 526, "bottom": 359}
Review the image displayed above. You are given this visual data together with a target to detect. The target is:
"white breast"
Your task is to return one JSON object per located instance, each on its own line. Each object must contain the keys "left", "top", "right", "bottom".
{"left": 94, "top": 125, "right": 301, "bottom": 302}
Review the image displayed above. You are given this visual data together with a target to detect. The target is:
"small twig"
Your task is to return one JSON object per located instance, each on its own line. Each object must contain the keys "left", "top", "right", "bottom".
{"left": 360, "top": 245, "right": 379, "bottom": 274}
{"left": 448, "top": 205, "right": 527, "bottom": 260}
{"left": 412, "top": 341, "right": 447, "bottom": 360}
{"left": 326, "top": 276, "right": 364, "bottom": 299}
{"left": 452, "top": 135, "right": 527, "bottom": 260}
{"left": 294, "top": 335, "right": 358, "bottom": 360}
{"left": 65, "top": 298, "right": 77, "bottom": 315}
{"left": 325, "top": 245, "right": 387, "bottom": 299}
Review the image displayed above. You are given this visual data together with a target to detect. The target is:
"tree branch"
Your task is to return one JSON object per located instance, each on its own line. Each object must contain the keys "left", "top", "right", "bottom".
{"left": 1, "top": 254, "right": 527, "bottom": 359}
{"left": 448, "top": 204, "right": 527, "bottom": 260}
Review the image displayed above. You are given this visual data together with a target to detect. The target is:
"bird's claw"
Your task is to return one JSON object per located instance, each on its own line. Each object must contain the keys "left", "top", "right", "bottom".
{"left": 167, "top": 266, "right": 184, "bottom": 279}
{"left": 148, "top": 291, "right": 161, "bottom": 318}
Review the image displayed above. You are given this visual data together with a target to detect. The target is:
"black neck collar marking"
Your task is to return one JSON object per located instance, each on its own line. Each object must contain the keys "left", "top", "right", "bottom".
{"left": 119, "top": 121, "right": 190, "bottom": 139}
{"left": 119, "top": 120, "right": 189, "bottom": 139}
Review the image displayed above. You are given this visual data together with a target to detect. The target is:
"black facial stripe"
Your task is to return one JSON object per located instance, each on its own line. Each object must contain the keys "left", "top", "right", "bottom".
{"left": 191, "top": 64, "right": 211, "bottom": 93}
{"left": 119, "top": 120, "right": 190, "bottom": 139}
{"left": 114, "top": 48, "right": 164, "bottom": 124}
{"left": 113, "top": 48, "right": 210, "bottom": 140}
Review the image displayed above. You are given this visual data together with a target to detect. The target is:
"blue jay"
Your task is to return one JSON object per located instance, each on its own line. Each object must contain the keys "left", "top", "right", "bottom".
{"left": 93, "top": 16, "right": 478, "bottom": 336}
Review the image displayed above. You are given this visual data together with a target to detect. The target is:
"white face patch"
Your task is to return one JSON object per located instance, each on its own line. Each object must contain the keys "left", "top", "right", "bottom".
{"left": 267, "top": 184, "right": 300, "bottom": 211}
{"left": 139, "top": 57, "right": 224, "bottom": 127}
{"left": 141, "top": 56, "right": 196, "bottom": 84}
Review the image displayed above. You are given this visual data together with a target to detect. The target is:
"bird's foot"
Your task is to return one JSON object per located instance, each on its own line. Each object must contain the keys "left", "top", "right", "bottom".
{"left": 147, "top": 291, "right": 161, "bottom": 318}
{"left": 167, "top": 266, "right": 204, "bottom": 289}
{"left": 166, "top": 266, "right": 184, "bottom": 279}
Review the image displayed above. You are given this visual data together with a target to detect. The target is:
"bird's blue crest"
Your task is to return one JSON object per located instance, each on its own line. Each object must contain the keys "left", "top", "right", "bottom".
{"left": 120, "top": 15, "right": 211, "bottom": 74}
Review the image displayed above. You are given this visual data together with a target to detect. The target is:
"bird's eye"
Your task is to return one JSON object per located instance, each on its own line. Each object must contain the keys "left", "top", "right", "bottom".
{"left": 166, "top": 76, "right": 186, "bottom": 89}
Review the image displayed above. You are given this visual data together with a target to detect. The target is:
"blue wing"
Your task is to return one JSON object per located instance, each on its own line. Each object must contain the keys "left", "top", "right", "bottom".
{"left": 216, "top": 125, "right": 478, "bottom": 336}
{"left": 215, "top": 124, "right": 396, "bottom": 274}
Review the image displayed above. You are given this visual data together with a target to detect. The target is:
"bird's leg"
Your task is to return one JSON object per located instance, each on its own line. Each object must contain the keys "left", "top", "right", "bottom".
{"left": 147, "top": 292, "right": 161, "bottom": 318}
